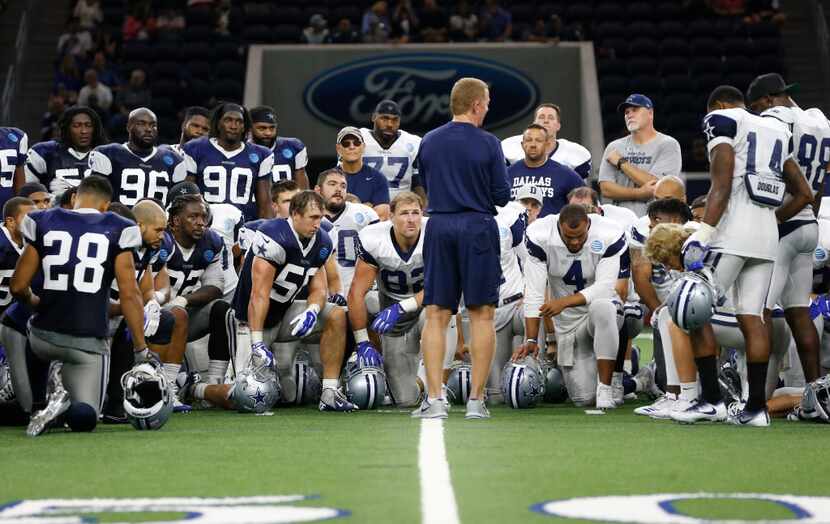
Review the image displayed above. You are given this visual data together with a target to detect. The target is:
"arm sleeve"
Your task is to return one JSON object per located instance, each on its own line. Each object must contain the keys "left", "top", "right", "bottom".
{"left": 355, "top": 232, "right": 379, "bottom": 267}
{"left": 573, "top": 158, "right": 592, "bottom": 179}
{"left": 509, "top": 211, "right": 527, "bottom": 248}
{"left": 650, "top": 136, "right": 683, "bottom": 178}
{"left": 17, "top": 132, "right": 28, "bottom": 162}
{"left": 522, "top": 248, "right": 548, "bottom": 318}
{"left": 252, "top": 230, "right": 286, "bottom": 265}
{"left": 25, "top": 148, "right": 47, "bottom": 183}
{"left": 117, "top": 225, "right": 142, "bottom": 253}
{"left": 258, "top": 153, "right": 275, "bottom": 179}
{"left": 171, "top": 160, "right": 187, "bottom": 183}
{"left": 703, "top": 112, "right": 738, "bottom": 153}
{"left": 20, "top": 214, "right": 38, "bottom": 245}
{"left": 200, "top": 249, "right": 225, "bottom": 289}
{"left": 182, "top": 149, "right": 198, "bottom": 177}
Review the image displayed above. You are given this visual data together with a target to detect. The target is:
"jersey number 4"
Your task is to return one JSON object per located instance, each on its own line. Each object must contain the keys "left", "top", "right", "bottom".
{"left": 563, "top": 260, "right": 585, "bottom": 291}
{"left": 42, "top": 231, "right": 109, "bottom": 293}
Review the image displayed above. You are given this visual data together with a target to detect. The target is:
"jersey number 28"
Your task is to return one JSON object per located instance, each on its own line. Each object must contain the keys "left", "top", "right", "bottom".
{"left": 42, "top": 231, "right": 109, "bottom": 293}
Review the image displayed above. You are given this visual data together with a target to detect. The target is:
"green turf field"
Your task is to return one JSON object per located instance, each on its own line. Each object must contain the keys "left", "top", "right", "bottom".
{"left": 2, "top": 334, "right": 828, "bottom": 524}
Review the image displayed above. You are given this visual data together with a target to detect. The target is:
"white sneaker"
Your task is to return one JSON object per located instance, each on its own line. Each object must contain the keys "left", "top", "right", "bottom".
{"left": 633, "top": 394, "right": 676, "bottom": 418}
{"left": 670, "top": 399, "right": 726, "bottom": 424}
{"left": 465, "top": 398, "right": 490, "bottom": 419}
{"left": 596, "top": 383, "right": 616, "bottom": 409}
{"left": 611, "top": 372, "right": 624, "bottom": 406}
{"left": 726, "top": 402, "right": 770, "bottom": 427}
{"left": 411, "top": 398, "right": 448, "bottom": 419}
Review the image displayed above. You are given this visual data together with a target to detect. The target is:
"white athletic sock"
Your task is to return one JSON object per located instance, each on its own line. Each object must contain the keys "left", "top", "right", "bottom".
{"left": 163, "top": 363, "right": 180, "bottom": 394}
{"left": 665, "top": 392, "right": 678, "bottom": 401}
{"left": 612, "top": 371, "right": 623, "bottom": 387}
{"left": 206, "top": 360, "right": 228, "bottom": 384}
{"left": 680, "top": 382, "right": 697, "bottom": 402}
{"left": 322, "top": 379, "right": 338, "bottom": 391}
{"left": 193, "top": 383, "right": 207, "bottom": 400}
{"left": 623, "top": 359, "right": 632, "bottom": 374}
{"left": 417, "top": 359, "right": 427, "bottom": 384}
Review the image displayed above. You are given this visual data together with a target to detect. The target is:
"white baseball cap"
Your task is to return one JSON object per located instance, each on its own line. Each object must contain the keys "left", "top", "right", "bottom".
{"left": 515, "top": 184, "right": 543, "bottom": 205}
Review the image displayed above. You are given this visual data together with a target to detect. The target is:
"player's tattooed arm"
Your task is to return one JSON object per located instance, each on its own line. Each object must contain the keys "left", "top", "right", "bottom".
{"left": 777, "top": 157, "right": 814, "bottom": 223}
{"left": 10, "top": 245, "right": 41, "bottom": 308}
{"left": 701, "top": 143, "right": 735, "bottom": 227}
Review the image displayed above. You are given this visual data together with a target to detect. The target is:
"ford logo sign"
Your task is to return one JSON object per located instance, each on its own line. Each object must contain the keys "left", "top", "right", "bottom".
{"left": 303, "top": 53, "right": 539, "bottom": 133}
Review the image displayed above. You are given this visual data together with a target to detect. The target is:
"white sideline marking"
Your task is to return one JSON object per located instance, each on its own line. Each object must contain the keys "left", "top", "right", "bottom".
{"left": 418, "top": 418, "right": 460, "bottom": 524}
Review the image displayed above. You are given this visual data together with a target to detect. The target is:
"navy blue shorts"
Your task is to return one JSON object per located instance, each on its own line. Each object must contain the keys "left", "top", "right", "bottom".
{"left": 147, "top": 309, "right": 175, "bottom": 346}
{"left": 423, "top": 213, "right": 501, "bottom": 313}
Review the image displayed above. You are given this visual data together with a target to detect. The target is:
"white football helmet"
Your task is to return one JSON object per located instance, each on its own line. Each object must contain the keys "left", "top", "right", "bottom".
{"left": 502, "top": 357, "right": 545, "bottom": 409}
{"left": 122, "top": 363, "right": 174, "bottom": 430}
{"left": 230, "top": 348, "right": 281, "bottom": 413}
{"left": 667, "top": 272, "right": 717, "bottom": 330}
{"left": 446, "top": 361, "right": 472, "bottom": 405}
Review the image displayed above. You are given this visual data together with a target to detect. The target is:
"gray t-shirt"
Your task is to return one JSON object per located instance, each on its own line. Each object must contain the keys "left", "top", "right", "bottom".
{"left": 598, "top": 132, "right": 682, "bottom": 216}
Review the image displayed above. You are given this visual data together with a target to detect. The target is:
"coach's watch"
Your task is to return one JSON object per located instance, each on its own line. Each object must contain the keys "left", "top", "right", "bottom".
{"left": 616, "top": 157, "right": 628, "bottom": 170}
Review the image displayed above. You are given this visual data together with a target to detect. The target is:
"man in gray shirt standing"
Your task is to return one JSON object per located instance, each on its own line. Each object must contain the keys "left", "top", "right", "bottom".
{"left": 598, "top": 94, "right": 682, "bottom": 216}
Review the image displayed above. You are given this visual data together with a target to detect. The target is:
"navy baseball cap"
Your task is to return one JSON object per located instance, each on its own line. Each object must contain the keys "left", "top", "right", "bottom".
{"left": 166, "top": 181, "right": 201, "bottom": 207}
{"left": 746, "top": 73, "right": 799, "bottom": 104}
{"left": 374, "top": 99, "right": 401, "bottom": 116}
{"left": 617, "top": 94, "right": 654, "bottom": 112}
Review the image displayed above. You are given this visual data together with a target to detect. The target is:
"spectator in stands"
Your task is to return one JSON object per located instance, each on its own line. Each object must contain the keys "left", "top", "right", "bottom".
{"left": 122, "top": 5, "right": 156, "bottom": 41}
{"left": 711, "top": 0, "right": 746, "bottom": 16}
{"left": 92, "top": 51, "right": 120, "bottom": 88}
{"left": 74, "top": 0, "right": 102, "bottom": 29}
{"left": 525, "top": 16, "right": 556, "bottom": 43}
{"left": 598, "top": 94, "right": 683, "bottom": 217}
{"left": 215, "top": 0, "right": 231, "bottom": 36}
{"left": 362, "top": 1, "right": 391, "bottom": 42}
{"left": 418, "top": 0, "right": 448, "bottom": 42}
{"left": 391, "top": 0, "right": 419, "bottom": 43}
{"left": 332, "top": 18, "right": 360, "bottom": 44}
{"left": 448, "top": 0, "right": 478, "bottom": 42}
{"left": 54, "top": 54, "right": 83, "bottom": 95}
{"left": 115, "top": 69, "right": 151, "bottom": 115}
{"left": 57, "top": 18, "right": 94, "bottom": 59}
{"left": 156, "top": 8, "right": 186, "bottom": 40}
{"left": 548, "top": 14, "right": 582, "bottom": 42}
{"left": 303, "top": 14, "right": 331, "bottom": 44}
{"left": 479, "top": 0, "right": 512, "bottom": 42}
{"left": 40, "top": 94, "right": 66, "bottom": 141}
{"left": 78, "top": 68, "right": 113, "bottom": 117}
{"left": 55, "top": 82, "right": 78, "bottom": 107}
{"left": 744, "top": 0, "right": 786, "bottom": 26}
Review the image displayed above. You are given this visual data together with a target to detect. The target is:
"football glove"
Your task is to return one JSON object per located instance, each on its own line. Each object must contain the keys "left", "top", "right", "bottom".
{"left": 811, "top": 294, "right": 830, "bottom": 321}
{"left": 289, "top": 304, "right": 320, "bottom": 338}
{"left": 251, "top": 341, "right": 275, "bottom": 370}
{"left": 372, "top": 303, "right": 405, "bottom": 334}
{"left": 356, "top": 341, "right": 383, "bottom": 367}
{"left": 143, "top": 299, "right": 161, "bottom": 337}
{"left": 681, "top": 222, "right": 715, "bottom": 272}
{"left": 134, "top": 347, "right": 161, "bottom": 367}
{"left": 328, "top": 293, "right": 347, "bottom": 307}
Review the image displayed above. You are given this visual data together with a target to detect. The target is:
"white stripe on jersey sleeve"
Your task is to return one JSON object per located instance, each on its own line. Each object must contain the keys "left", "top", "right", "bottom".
{"left": 252, "top": 229, "right": 286, "bottom": 265}
{"left": 20, "top": 214, "right": 37, "bottom": 244}
{"left": 119, "top": 225, "right": 142, "bottom": 250}
{"left": 258, "top": 152, "right": 275, "bottom": 178}
{"left": 25, "top": 148, "right": 46, "bottom": 182}
{"left": 17, "top": 132, "right": 28, "bottom": 156}
{"left": 171, "top": 160, "right": 187, "bottom": 183}
{"left": 295, "top": 147, "right": 308, "bottom": 169}
{"left": 88, "top": 149, "right": 113, "bottom": 176}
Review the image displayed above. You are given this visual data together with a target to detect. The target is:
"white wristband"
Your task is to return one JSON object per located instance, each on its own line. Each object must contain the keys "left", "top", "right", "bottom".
{"left": 171, "top": 295, "right": 188, "bottom": 309}
{"left": 399, "top": 296, "right": 419, "bottom": 313}
{"left": 354, "top": 328, "right": 369, "bottom": 343}
{"left": 251, "top": 331, "right": 263, "bottom": 344}
{"left": 308, "top": 303, "right": 321, "bottom": 314}
{"left": 153, "top": 290, "right": 167, "bottom": 304}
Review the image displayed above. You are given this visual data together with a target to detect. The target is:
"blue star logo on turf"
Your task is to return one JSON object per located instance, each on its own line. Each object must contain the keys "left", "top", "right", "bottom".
{"left": 702, "top": 118, "right": 716, "bottom": 142}
{"left": 249, "top": 153, "right": 260, "bottom": 163}
{"left": 282, "top": 148, "right": 294, "bottom": 159}
{"left": 250, "top": 387, "right": 266, "bottom": 406}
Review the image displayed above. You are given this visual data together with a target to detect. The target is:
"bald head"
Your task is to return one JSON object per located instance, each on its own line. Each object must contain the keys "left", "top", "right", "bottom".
{"left": 128, "top": 107, "right": 157, "bottom": 124}
{"left": 654, "top": 176, "right": 686, "bottom": 202}
{"left": 134, "top": 200, "right": 168, "bottom": 250}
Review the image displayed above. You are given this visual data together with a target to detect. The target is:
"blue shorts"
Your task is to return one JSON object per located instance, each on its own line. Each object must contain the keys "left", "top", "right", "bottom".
{"left": 423, "top": 213, "right": 501, "bottom": 313}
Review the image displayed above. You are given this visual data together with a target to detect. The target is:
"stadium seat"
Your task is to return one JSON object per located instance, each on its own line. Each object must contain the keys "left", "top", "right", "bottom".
{"left": 601, "top": 94, "right": 623, "bottom": 114}
{"left": 539, "top": 2, "right": 563, "bottom": 18}
{"left": 273, "top": 24, "right": 302, "bottom": 43}
{"left": 664, "top": 93, "right": 698, "bottom": 113}
{"left": 726, "top": 73, "right": 756, "bottom": 91}
{"left": 593, "top": 2, "right": 623, "bottom": 22}
{"left": 594, "top": 21, "right": 625, "bottom": 40}
{"left": 185, "top": 60, "right": 212, "bottom": 81}
{"left": 122, "top": 42, "right": 153, "bottom": 63}
{"left": 212, "top": 79, "right": 243, "bottom": 101}
{"left": 151, "top": 61, "right": 181, "bottom": 82}
{"left": 183, "top": 25, "right": 215, "bottom": 43}
{"left": 215, "top": 61, "right": 245, "bottom": 81}
{"left": 657, "top": 21, "right": 686, "bottom": 39}
{"left": 629, "top": 38, "right": 658, "bottom": 57}
{"left": 121, "top": 61, "right": 149, "bottom": 79}
{"left": 663, "top": 74, "right": 693, "bottom": 93}
{"left": 724, "top": 56, "right": 757, "bottom": 74}
{"left": 186, "top": 6, "right": 215, "bottom": 26}
{"left": 152, "top": 42, "right": 181, "bottom": 63}
{"left": 661, "top": 57, "right": 689, "bottom": 75}
{"left": 280, "top": 7, "right": 306, "bottom": 26}
{"left": 213, "top": 41, "right": 242, "bottom": 60}
{"left": 690, "top": 57, "right": 724, "bottom": 75}
{"left": 597, "top": 58, "right": 627, "bottom": 76}
{"left": 330, "top": 6, "right": 361, "bottom": 24}
{"left": 688, "top": 19, "right": 717, "bottom": 38}
{"left": 151, "top": 79, "right": 180, "bottom": 99}
{"left": 660, "top": 38, "right": 690, "bottom": 57}
{"left": 151, "top": 98, "right": 176, "bottom": 118}
{"left": 599, "top": 75, "right": 628, "bottom": 93}
{"left": 599, "top": 38, "right": 629, "bottom": 57}
{"left": 748, "top": 21, "right": 779, "bottom": 38}
{"left": 628, "top": 21, "right": 657, "bottom": 38}
{"left": 756, "top": 37, "right": 781, "bottom": 54}
{"left": 691, "top": 38, "right": 722, "bottom": 57}
{"left": 157, "top": 116, "right": 178, "bottom": 143}
{"left": 187, "top": 79, "right": 212, "bottom": 106}
{"left": 627, "top": 2, "right": 654, "bottom": 21}
{"left": 694, "top": 73, "right": 725, "bottom": 93}
{"left": 629, "top": 75, "right": 661, "bottom": 94}
{"left": 666, "top": 112, "right": 701, "bottom": 134}
{"left": 566, "top": 4, "right": 592, "bottom": 23}
{"left": 655, "top": 2, "right": 684, "bottom": 20}
{"left": 724, "top": 37, "right": 756, "bottom": 57}
{"left": 510, "top": 4, "right": 536, "bottom": 24}
{"left": 303, "top": 6, "right": 331, "bottom": 23}
{"left": 181, "top": 42, "right": 212, "bottom": 61}
{"left": 627, "top": 57, "right": 658, "bottom": 76}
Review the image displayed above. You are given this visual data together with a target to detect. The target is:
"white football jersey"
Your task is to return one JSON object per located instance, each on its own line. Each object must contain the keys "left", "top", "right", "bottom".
{"left": 702, "top": 107, "right": 792, "bottom": 261}
{"left": 600, "top": 204, "right": 638, "bottom": 233}
{"left": 629, "top": 215, "right": 650, "bottom": 250}
{"left": 501, "top": 135, "right": 592, "bottom": 177}
{"left": 763, "top": 105, "right": 830, "bottom": 222}
{"left": 360, "top": 128, "right": 421, "bottom": 198}
{"left": 524, "top": 214, "right": 627, "bottom": 333}
{"left": 357, "top": 217, "right": 427, "bottom": 302}
{"left": 495, "top": 202, "right": 527, "bottom": 304}
{"left": 814, "top": 216, "right": 830, "bottom": 271}
{"left": 330, "top": 202, "right": 380, "bottom": 297}
{"left": 208, "top": 203, "right": 242, "bottom": 296}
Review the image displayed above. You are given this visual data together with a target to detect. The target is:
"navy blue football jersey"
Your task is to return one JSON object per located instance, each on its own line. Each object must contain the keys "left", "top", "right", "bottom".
{"left": 25, "top": 140, "right": 90, "bottom": 195}
{"left": 165, "top": 228, "right": 227, "bottom": 299}
{"left": 182, "top": 137, "right": 274, "bottom": 222}
{"left": 20, "top": 208, "right": 141, "bottom": 338}
{"left": 233, "top": 218, "right": 332, "bottom": 327}
{"left": 0, "top": 226, "right": 24, "bottom": 314}
{"left": 89, "top": 143, "right": 187, "bottom": 206}
{"left": 0, "top": 127, "right": 28, "bottom": 211}
{"left": 268, "top": 137, "right": 308, "bottom": 183}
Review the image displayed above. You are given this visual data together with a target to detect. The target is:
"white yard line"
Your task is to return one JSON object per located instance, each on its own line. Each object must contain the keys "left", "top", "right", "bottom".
{"left": 418, "top": 418, "right": 460, "bottom": 524}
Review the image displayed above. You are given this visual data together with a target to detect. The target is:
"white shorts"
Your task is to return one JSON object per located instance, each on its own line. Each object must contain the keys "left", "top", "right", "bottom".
{"left": 766, "top": 221, "right": 818, "bottom": 309}
{"left": 707, "top": 252, "right": 774, "bottom": 316}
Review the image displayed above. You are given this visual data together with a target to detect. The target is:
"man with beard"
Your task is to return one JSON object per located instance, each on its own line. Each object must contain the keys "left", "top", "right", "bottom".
{"left": 315, "top": 168, "right": 379, "bottom": 297}
{"left": 25, "top": 106, "right": 106, "bottom": 198}
{"left": 182, "top": 103, "right": 274, "bottom": 221}
{"left": 248, "top": 106, "right": 310, "bottom": 189}
{"left": 359, "top": 100, "right": 425, "bottom": 202}
{"left": 507, "top": 124, "right": 584, "bottom": 218}
{"left": 598, "top": 94, "right": 682, "bottom": 216}
{"left": 167, "top": 106, "right": 210, "bottom": 156}
{"left": 89, "top": 108, "right": 187, "bottom": 206}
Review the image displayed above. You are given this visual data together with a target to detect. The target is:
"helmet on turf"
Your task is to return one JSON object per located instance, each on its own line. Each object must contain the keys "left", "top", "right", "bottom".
{"left": 667, "top": 272, "right": 716, "bottom": 330}
{"left": 541, "top": 360, "right": 568, "bottom": 403}
{"left": 0, "top": 358, "right": 15, "bottom": 403}
{"left": 799, "top": 374, "right": 830, "bottom": 423}
{"left": 293, "top": 351, "right": 322, "bottom": 405}
{"left": 230, "top": 348, "right": 280, "bottom": 413}
{"left": 502, "top": 357, "right": 545, "bottom": 409}
{"left": 344, "top": 354, "right": 387, "bottom": 410}
{"left": 446, "top": 361, "right": 472, "bottom": 405}
{"left": 122, "top": 363, "right": 174, "bottom": 430}
{"left": 718, "top": 358, "right": 743, "bottom": 404}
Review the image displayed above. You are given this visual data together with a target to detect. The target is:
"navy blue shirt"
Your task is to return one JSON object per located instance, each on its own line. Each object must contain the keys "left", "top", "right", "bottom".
{"left": 344, "top": 165, "right": 390, "bottom": 206}
{"left": 0, "top": 127, "right": 27, "bottom": 212}
{"left": 26, "top": 140, "right": 91, "bottom": 194}
{"left": 268, "top": 136, "right": 307, "bottom": 183}
{"left": 507, "top": 159, "right": 585, "bottom": 217}
{"left": 89, "top": 144, "right": 187, "bottom": 206}
{"left": 418, "top": 121, "right": 510, "bottom": 215}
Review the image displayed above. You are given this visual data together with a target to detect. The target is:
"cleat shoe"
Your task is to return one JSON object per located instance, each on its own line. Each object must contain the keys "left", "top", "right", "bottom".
{"left": 596, "top": 383, "right": 616, "bottom": 409}
{"left": 634, "top": 394, "right": 676, "bottom": 418}
{"left": 27, "top": 387, "right": 70, "bottom": 437}
{"left": 441, "top": 385, "right": 450, "bottom": 410}
{"left": 319, "top": 388, "right": 358, "bottom": 412}
{"left": 633, "top": 364, "right": 655, "bottom": 395}
{"left": 173, "top": 397, "right": 192, "bottom": 413}
{"left": 411, "top": 398, "right": 448, "bottom": 419}
{"left": 726, "top": 403, "right": 770, "bottom": 427}
{"left": 465, "top": 398, "right": 490, "bottom": 419}
{"left": 102, "top": 411, "right": 129, "bottom": 425}
{"left": 612, "top": 373, "right": 624, "bottom": 406}
{"left": 670, "top": 399, "right": 726, "bottom": 424}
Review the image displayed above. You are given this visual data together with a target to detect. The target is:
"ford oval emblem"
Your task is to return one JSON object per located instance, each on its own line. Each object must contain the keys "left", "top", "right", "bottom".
{"left": 303, "top": 53, "right": 539, "bottom": 133}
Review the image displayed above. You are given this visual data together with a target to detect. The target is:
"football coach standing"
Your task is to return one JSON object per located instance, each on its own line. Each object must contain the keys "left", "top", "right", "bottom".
{"left": 414, "top": 77, "right": 511, "bottom": 420}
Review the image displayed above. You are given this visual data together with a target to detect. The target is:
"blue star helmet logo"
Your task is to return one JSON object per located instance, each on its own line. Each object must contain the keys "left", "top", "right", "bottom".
{"left": 203, "top": 249, "right": 215, "bottom": 263}
{"left": 319, "top": 247, "right": 330, "bottom": 260}
{"left": 250, "top": 387, "right": 266, "bottom": 406}
{"left": 282, "top": 148, "right": 294, "bottom": 159}
{"left": 8, "top": 133, "right": 18, "bottom": 143}
{"left": 158, "top": 249, "right": 169, "bottom": 262}
{"left": 163, "top": 155, "right": 174, "bottom": 166}
{"left": 249, "top": 153, "right": 260, "bottom": 163}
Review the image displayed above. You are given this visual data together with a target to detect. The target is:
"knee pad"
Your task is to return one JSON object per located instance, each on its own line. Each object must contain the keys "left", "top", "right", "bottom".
{"left": 67, "top": 402, "right": 97, "bottom": 432}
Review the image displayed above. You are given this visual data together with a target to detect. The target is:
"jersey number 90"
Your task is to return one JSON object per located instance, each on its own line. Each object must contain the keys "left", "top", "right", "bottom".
{"left": 203, "top": 166, "right": 253, "bottom": 205}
